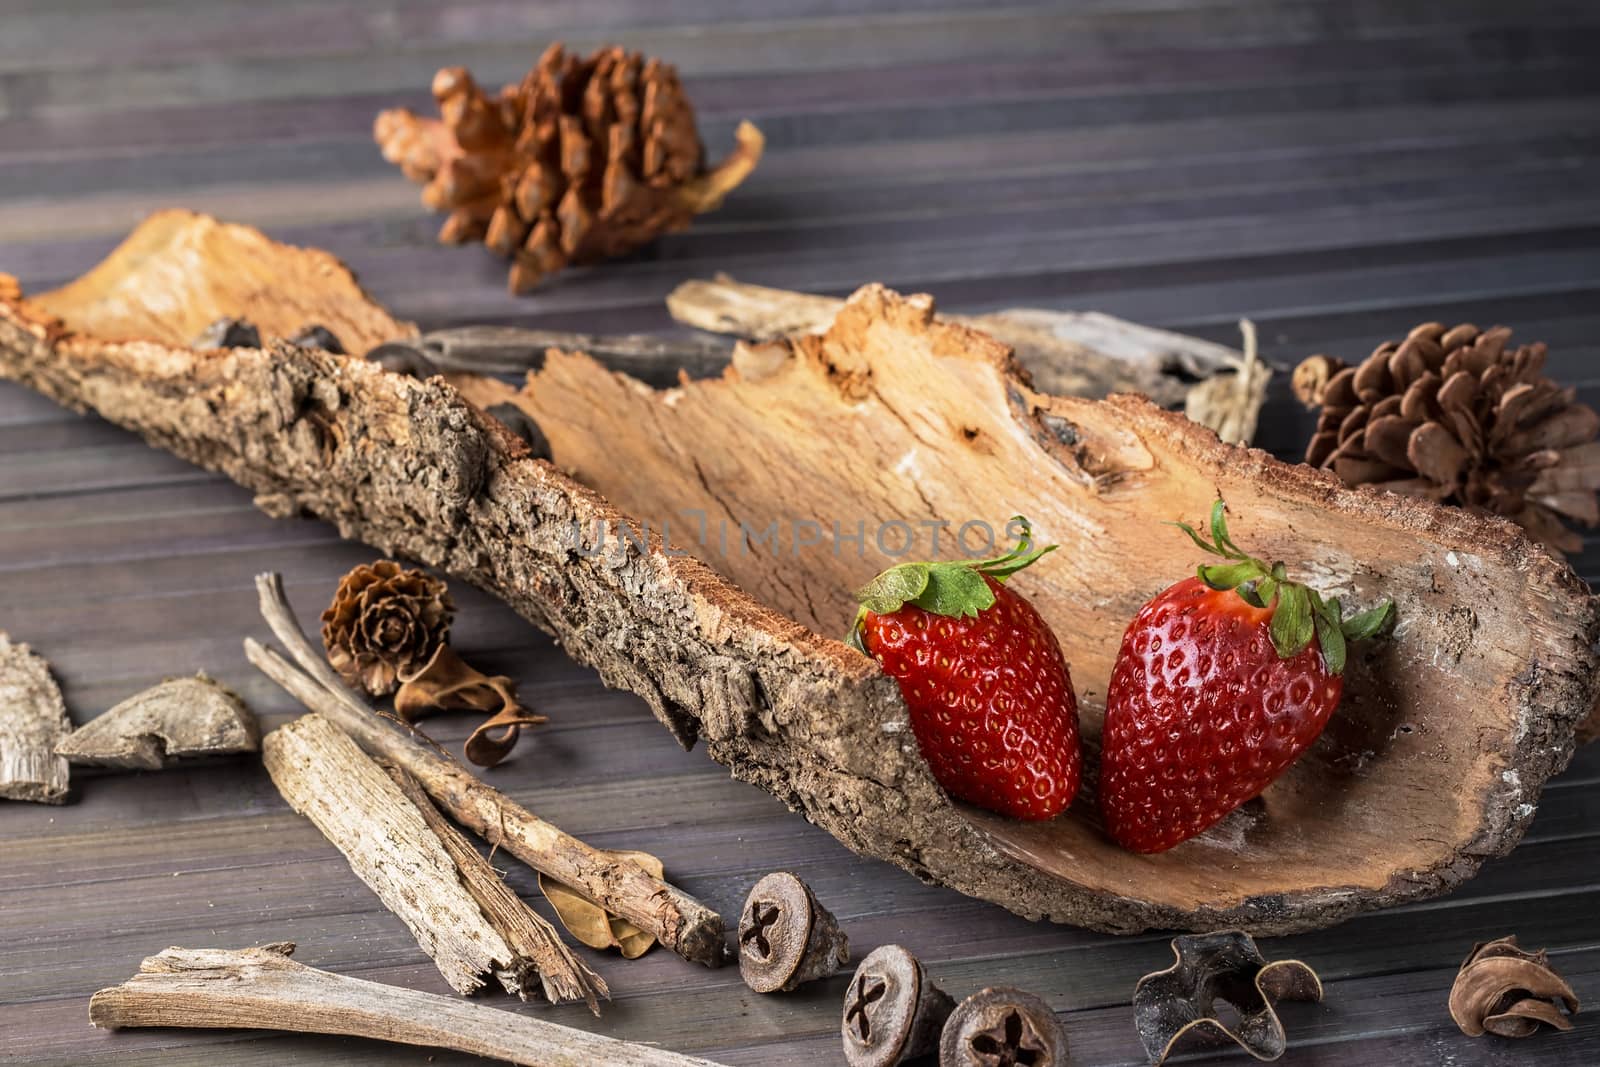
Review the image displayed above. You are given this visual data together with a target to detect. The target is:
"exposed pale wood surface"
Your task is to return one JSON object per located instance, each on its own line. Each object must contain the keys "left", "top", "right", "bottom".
{"left": 3, "top": 1, "right": 1600, "bottom": 1065}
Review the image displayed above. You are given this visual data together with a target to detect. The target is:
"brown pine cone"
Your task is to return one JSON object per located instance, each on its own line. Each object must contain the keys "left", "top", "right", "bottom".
{"left": 374, "top": 43, "right": 763, "bottom": 293}
{"left": 1294, "top": 323, "right": 1600, "bottom": 557}
{"left": 321, "top": 561, "right": 455, "bottom": 696}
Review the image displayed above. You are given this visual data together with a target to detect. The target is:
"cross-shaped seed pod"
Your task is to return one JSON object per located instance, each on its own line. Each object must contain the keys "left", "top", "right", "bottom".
{"left": 841, "top": 944, "right": 954, "bottom": 1067}
{"left": 736, "top": 871, "right": 849, "bottom": 993}
{"left": 941, "top": 987, "right": 1069, "bottom": 1067}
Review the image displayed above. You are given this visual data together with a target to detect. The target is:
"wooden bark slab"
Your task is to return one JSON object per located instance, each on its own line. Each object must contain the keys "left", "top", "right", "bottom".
{"left": 2, "top": 212, "right": 1595, "bottom": 934}
{"left": 0, "top": 633, "right": 72, "bottom": 803}
{"left": 55, "top": 674, "right": 258, "bottom": 770}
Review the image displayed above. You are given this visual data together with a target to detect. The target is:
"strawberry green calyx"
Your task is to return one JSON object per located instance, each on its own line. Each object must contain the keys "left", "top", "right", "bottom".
{"left": 1172, "top": 499, "right": 1395, "bottom": 674}
{"left": 845, "top": 517, "right": 1056, "bottom": 651}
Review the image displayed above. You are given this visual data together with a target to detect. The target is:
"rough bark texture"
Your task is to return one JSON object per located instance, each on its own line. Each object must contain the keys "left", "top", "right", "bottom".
{"left": 262, "top": 714, "right": 537, "bottom": 997}
{"left": 665, "top": 275, "right": 1268, "bottom": 439}
{"left": 0, "top": 633, "right": 72, "bottom": 803}
{"left": 387, "top": 765, "right": 609, "bottom": 1013}
{"left": 89, "top": 943, "right": 724, "bottom": 1067}
{"left": 245, "top": 576, "right": 726, "bottom": 968}
{"left": 55, "top": 674, "right": 258, "bottom": 770}
{"left": 3, "top": 212, "right": 1596, "bottom": 933}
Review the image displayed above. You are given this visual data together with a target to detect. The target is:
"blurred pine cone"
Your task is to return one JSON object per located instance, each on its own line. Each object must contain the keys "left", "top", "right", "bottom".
{"left": 1294, "top": 323, "right": 1600, "bottom": 557}
{"left": 374, "top": 43, "right": 763, "bottom": 292}
{"left": 321, "top": 561, "right": 455, "bottom": 697}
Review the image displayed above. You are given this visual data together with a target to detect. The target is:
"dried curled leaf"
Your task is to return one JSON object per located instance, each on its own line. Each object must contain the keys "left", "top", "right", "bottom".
{"left": 540, "top": 849, "right": 665, "bottom": 959}
{"left": 321, "top": 560, "right": 454, "bottom": 697}
{"left": 394, "top": 645, "right": 547, "bottom": 768}
{"left": 1449, "top": 936, "right": 1579, "bottom": 1038}
{"left": 1133, "top": 930, "right": 1322, "bottom": 1065}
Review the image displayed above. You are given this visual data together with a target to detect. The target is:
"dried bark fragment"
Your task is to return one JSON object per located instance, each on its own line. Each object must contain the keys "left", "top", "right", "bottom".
{"left": 664, "top": 275, "right": 1266, "bottom": 439}
{"left": 0, "top": 633, "right": 72, "bottom": 803}
{"left": 90, "top": 943, "right": 722, "bottom": 1066}
{"left": 54, "top": 673, "right": 258, "bottom": 770}
{"left": 4, "top": 212, "right": 1598, "bottom": 934}
{"left": 1449, "top": 935, "right": 1580, "bottom": 1038}
{"left": 1133, "top": 931, "right": 1322, "bottom": 1064}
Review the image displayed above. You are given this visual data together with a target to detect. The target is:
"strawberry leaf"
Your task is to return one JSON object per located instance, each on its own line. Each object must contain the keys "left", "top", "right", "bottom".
{"left": 1198, "top": 560, "right": 1267, "bottom": 592}
{"left": 1341, "top": 600, "right": 1397, "bottom": 641}
{"left": 856, "top": 563, "right": 931, "bottom": 615}
{"left": 1313, "top": 610, "right": 1347, "bottom": 674}
{"left": 913, "top": 564, "right": 997, "bottom": 618}
{"left": 1269, "top": 583, "right": 1315, "bottom": 658}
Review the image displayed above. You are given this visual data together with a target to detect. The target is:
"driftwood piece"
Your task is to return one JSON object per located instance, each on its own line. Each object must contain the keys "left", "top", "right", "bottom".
{"left": 55, "top": 674, "right": 258, "bottom": 770}
{"left": 387, "top": 765, "right": 608, "bottom": 1012}
{"left": 3, "top": 212, "right": 1597, "bottom": 935}
{"left": 247, "top": 573, "right": 728, "bottom": 967}
{"left": 665, "top": 275, "right": 1267, "bottom": 440}
{"left": 374, "top": 325, "right": 735, "bottom": 387}
{"left": 262, "top": 714, "right": 538, "bottom": 997}
{"left": 0, "top": 633, "right": 72, "bottom": 803}
{"left": 89, "top": 943, "right": 723, "bottom": 1067}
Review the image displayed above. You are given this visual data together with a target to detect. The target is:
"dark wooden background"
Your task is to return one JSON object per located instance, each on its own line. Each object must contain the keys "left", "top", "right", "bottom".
{"left": 3, "top": 2, "right": 1599, "bottom": 1064}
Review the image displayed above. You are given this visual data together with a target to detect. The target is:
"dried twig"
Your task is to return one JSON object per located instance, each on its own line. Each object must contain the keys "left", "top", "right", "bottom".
{"left": 386, "top": 764, "right": 608, "bottom": 1013}
{"left": 90, "top": 943, "right": 723, "bottom": 1066}
{"left": 246, "top": 572, "right": 728, "bottom": 968}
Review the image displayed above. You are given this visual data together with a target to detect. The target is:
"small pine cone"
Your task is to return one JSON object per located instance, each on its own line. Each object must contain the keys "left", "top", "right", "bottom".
{"left": 374, "top": 43, "right": 763, "bottom": 292}
{"left": 1295, "top": 323, "right": 1600, "bottom": 557}
{"left": 321, "top": 561, "right": 456, "bottom": 697}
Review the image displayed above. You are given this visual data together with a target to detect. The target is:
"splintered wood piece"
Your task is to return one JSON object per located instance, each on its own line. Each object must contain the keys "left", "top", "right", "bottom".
{"left": 247, "top": 573, "right": 727, "bottom": 967}
{"left": 665, "top": 275, "right": 1263, "bottom": 436}
{"left": 4, "top": 212, "right": 1595, "bottom": 935}
{"left": 262, "top": 714, "right": 537, "bottom": 997}
{"left": 0, "top": 633, "right": 72, "bottom": 803}
{"left": 55, "top": 674, "right": 258, "bottom": 770}
{"left": 386, "top": 765, "right": 608, "bottom": 1013}
{"left": 89, "top": 943, "right": 723, "bottom": 1066}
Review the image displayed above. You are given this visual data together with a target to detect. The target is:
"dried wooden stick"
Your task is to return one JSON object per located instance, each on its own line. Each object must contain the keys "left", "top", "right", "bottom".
{"left": 246, "top": 572, "right": 729, "bottom": 969}
{"left": 386, "top": 764, "right": 607, "bottom": 1013}
{"left": 263, "top": 714, "right": 536, "bottom": 998}
{"left": 90, "top": 943, "right": 724, "bottom": 1067}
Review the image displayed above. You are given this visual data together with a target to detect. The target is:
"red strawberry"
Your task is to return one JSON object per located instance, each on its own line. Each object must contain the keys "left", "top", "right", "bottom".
{"left": 1099, "top": 500, "right": 1394, "bottom": 853}
{"left": 847, "top": 520, "right": 1081, "bottom": 820}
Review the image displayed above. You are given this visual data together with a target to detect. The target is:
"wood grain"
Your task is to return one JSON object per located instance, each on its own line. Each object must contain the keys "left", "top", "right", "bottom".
{"left": 3, "top": 1, "right": 1600, "bottom": 1064}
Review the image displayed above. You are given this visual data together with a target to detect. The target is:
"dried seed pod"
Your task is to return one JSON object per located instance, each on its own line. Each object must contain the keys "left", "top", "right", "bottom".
{"left": 320, "top": 560, "right": 455, "bottom": 697}
{"left": 1449, "top": 935, "right": 1579, "bottom": 1038}
{"left": 737, "top": 871, "right": 849, "bottom": 993}
{"left": 373, "top": 43, "right": 763, "bottom": 293}
{"left": 841, "top": 944, "right": 953, "bottom": 1067}
{"left": 193, "top": 317, "right": 260, "bottom": 350}
{"left": 287, "top": 324, "right": 346, "bottom": 354}
{"left": 940, "top": 987, "right": 1068, "bottom": 1067}
{"left": 1134, "top": 930, "right": 1322, "bottom": 1065}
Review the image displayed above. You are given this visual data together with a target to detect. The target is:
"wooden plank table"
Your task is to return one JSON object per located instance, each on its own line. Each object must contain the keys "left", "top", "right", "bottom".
{"left": 3, "top": 2, "right": 1599, "bottom": 1063}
